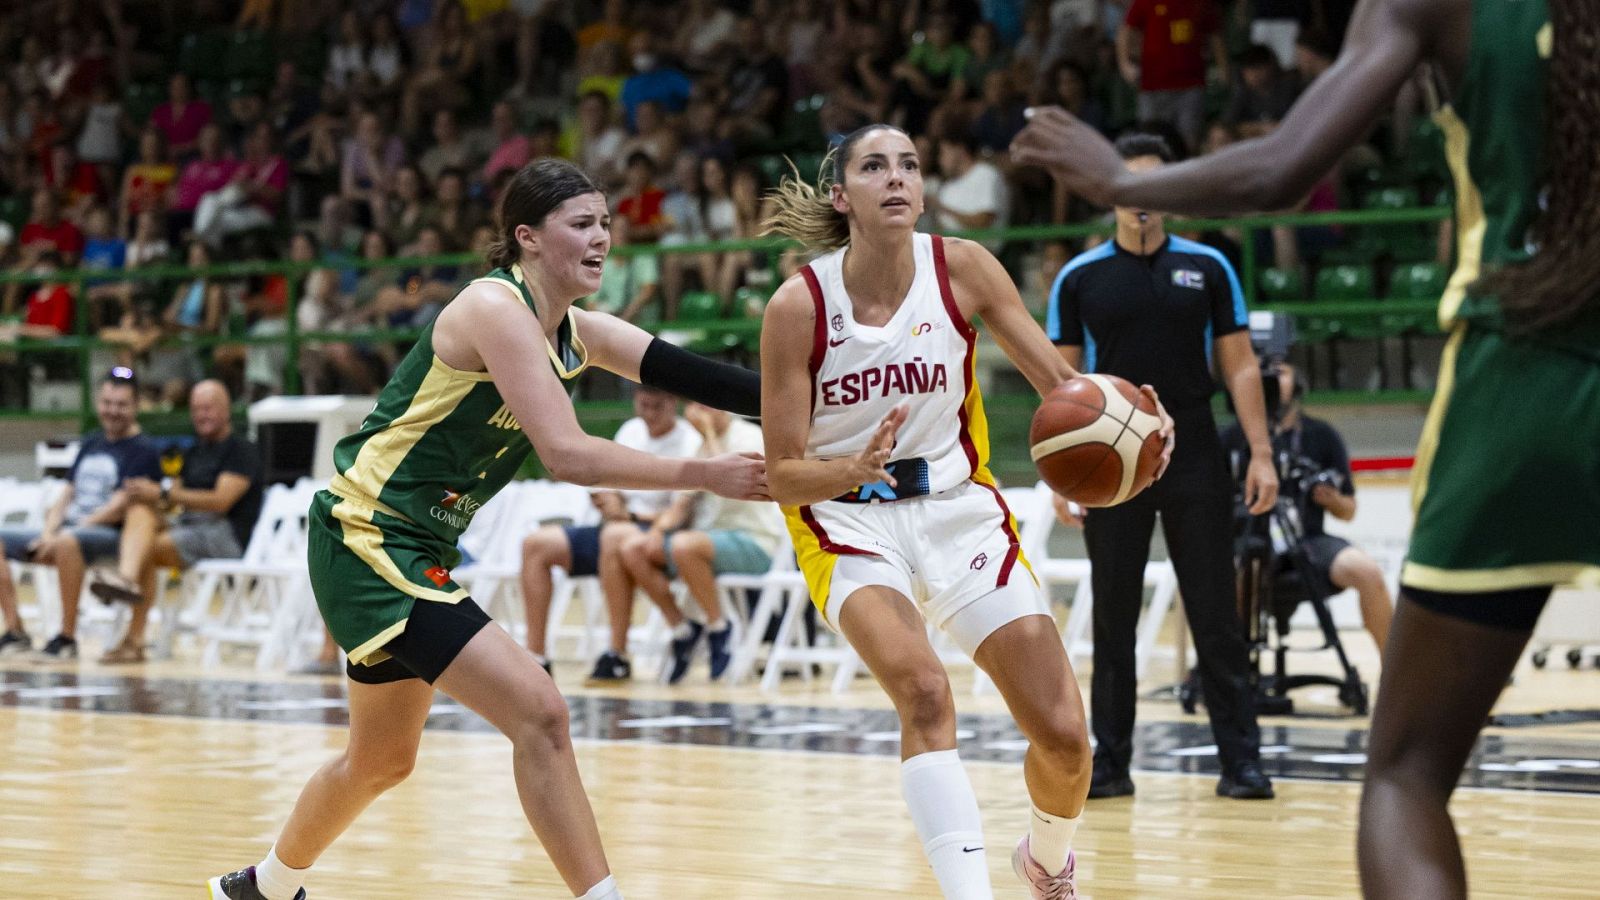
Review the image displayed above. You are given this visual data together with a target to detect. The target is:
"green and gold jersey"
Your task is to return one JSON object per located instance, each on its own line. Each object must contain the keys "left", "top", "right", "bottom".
{"left": 328, "top": 264, "right": 589, "bottom": 545}
{"left": 1435, "top": 0, "right": 1549, "bottom": 330}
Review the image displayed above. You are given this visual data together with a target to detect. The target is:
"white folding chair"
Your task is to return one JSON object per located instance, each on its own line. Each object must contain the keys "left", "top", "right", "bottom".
{"left": 183, "top": 480, "right": 320, "bottom": 669}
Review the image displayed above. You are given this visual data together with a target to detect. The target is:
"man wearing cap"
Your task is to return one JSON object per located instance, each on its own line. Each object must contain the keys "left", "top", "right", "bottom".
{"left": 0, "top": 369, "right": 161, "bottom": 660}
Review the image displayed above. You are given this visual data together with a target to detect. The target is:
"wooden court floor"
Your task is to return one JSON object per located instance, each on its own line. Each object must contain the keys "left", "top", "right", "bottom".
{"left": 4, "top": 642, "right": 1600, "bottom": 899}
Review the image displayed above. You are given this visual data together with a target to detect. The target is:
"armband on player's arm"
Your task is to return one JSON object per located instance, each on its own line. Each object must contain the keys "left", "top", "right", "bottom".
{"left": 639, "top": 338, "right": 761, "bottom": 418}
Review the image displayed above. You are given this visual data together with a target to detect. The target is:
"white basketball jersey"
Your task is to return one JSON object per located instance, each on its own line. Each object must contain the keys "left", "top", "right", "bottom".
{"left": 801, "top": 233, "right": 990, "bottom": 495}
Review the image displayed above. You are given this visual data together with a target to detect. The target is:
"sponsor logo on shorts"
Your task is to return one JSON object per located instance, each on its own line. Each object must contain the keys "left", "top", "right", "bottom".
{"left": 424, "top": 565, "right": 451, "bottom": 587}
{"left": 430, "top": 491, "right": 484, "bottom": 530}
{"left": 970, "top": 552, "right": 989, "bottom": 570}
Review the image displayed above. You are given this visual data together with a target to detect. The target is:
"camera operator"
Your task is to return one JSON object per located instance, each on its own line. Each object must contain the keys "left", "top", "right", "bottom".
{"left": 1222, "top": 361, "right": 1393, "bottom": 653}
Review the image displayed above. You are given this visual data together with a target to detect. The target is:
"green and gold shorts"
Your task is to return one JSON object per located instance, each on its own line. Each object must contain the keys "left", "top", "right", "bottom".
{"left": 308, "top": 490, "right": 474, "bottom": 668}
{"left": 1404, "top": 323, "right": 1600, "bottom": 593}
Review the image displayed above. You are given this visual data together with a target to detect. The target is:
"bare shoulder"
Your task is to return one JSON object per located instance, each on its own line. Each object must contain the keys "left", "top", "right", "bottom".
{"left": 764, "top": 272, "right": 817, "bottom": 325}
{"left": 942, "top": 235, "right": 1010, "bottom": 291}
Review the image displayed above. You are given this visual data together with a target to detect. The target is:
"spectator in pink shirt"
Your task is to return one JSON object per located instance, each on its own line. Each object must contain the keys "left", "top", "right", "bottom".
{"left": 150, "top": 73, "right": 214, "bottom": 160}
{"left": 480, "top": 100, "right": 530, "bottom": 188}
{"left": 194, "top": 123, "right": 289, "bottom": 247}
{"left": 167, "top": 124, "right": 237, "bottom": 244}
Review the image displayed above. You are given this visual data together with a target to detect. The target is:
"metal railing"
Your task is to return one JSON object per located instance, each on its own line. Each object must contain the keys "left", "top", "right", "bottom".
{"left": 0, "top": 205, "right": 1452, "bottom": 429}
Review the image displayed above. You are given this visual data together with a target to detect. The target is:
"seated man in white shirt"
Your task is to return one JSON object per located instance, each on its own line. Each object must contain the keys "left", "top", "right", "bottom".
{"left": 617, "top": 403, "right": 786, "bottom": 683}
{"left": 929, "top": 128, "right": 1008, "bottom": 249}
{"left": 519, "top": 385, "right": 701, "bottom": 678}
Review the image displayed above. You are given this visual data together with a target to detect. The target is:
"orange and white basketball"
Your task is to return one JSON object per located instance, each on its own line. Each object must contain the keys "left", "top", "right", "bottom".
{"left": 1030, "top": 374, "right": 1165, "bottom": 507}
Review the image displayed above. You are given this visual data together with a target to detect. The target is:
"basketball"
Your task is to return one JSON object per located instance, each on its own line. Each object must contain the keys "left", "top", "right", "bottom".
{"left": 1030, "top": 374, "right": 1165, "bottom": 507}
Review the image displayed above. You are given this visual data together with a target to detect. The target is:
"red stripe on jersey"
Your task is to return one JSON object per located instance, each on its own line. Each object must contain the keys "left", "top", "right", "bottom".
{"left": 932, "top": 236, "right": 981, "bottom": 475}
{"left": 801, "top": 264, "right": 827, "bottom": 411}
{"left": 800, "top": 505, "right": 872, "bottom": 556}
{"left": 931, "top": 236, "right": 976, "bottom": 340}
{"left": 973, "top": 479, "right": 1022, "bottom": 587}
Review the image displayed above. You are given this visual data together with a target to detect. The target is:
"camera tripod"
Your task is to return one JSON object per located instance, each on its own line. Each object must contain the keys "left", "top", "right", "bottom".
{"left": 1179, "top": 497, "right": 1369, "bottom": 716}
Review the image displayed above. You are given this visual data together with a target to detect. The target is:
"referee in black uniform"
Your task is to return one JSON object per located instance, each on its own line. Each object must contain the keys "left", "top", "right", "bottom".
{"left": 1046, "top": 133, "right": 1279, "bottom": 800}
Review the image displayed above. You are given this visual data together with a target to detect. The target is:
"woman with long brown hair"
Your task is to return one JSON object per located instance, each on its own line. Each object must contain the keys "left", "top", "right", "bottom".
{"left": 761, "top": 124, "right": 1172, "bottom": 899}
{"left": 207, "top": 158, "right": 766, "bottom": 900}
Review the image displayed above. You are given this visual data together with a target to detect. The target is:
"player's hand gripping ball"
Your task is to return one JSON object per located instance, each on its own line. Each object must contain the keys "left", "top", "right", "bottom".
{"left": 1030, "top": 374, "right": 1164, "bottom": 507}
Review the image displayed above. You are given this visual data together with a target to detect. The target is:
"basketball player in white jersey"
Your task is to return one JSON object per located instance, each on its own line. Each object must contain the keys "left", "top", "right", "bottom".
{"left": 760, "top": 125, "right": 1173, "bottom": 899}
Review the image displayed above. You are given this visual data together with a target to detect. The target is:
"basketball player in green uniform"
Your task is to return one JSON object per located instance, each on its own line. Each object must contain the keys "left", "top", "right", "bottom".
{"left": 1014, "top": 2, "right": 1597, "bottom": 896}
{"left": 208, "top": 159, "right": 767, "bottom": 900}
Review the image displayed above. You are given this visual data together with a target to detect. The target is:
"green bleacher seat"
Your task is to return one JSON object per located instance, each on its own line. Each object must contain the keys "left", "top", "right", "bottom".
{"left": 754, "top": 154, "right": 790, "bottom": 188}
{"left": 677, "top": 291, "right": 723, "bottom": 321}
{"left": 123, "top": 82, "right": 164, "bottom": 122}
{"left": 1258, "top": 267, "right": 1306, "bottom": 303}
{"left": 1362, "top": 186, "right": 1421, "bottom": 211}
{"left": 225, "top": 31, "right": 276, "bottom": 83}
{"left": 1388, "top": 262, "right": 1449, "bottom": 300}
{"left": 1320, "top": 238, "right": 1385, "bottom": 267}
{"left": 178, "top": 31, "right": 230, "bottom": 79}
{"left": 0, "top": 195, "right": 26, "bottom": 231}
{"left": 1315, "top": 264, "right": 1376, "bottom": 302}
{"left": 734, "top": 285, "right": 772, "bottom": 317}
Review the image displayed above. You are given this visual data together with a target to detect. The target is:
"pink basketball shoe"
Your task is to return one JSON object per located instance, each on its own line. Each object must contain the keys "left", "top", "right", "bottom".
{"left": 1011, "top": 836, "right": 1077, "bottom": 899}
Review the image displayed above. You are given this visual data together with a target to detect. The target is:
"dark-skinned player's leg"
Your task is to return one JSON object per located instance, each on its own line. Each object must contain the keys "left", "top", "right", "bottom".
{"left": 1357, "top": 589, "right": 1548, "bottom": 900}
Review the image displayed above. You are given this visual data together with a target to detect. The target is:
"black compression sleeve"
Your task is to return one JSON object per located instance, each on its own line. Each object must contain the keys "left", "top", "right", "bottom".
{"left": 638, "top": 337, "right": 762, "bottom": 418}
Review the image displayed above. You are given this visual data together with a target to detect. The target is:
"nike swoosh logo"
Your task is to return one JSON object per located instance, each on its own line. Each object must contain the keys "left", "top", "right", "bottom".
{"left": 828, "top": 336, "right": 850, "bottom": 347}
{"left": 962, "top": 845, "right": 983, "bottom": 853}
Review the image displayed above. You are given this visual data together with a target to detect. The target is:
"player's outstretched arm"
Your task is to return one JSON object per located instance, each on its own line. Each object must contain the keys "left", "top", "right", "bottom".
{"left": 947, "top": 237, "right": 1078, "bottom": 395}
{"left": 761, "top": 276, "right": 904, "bottom": 506}
{"left": 574, "top": 307, "right": 761, "bottom": 417}
{"left": 435, "top": 284, "right": 767, "bottom": 500}
{"left": 1012, "top": 0, "right": 1447, "bottom": 215}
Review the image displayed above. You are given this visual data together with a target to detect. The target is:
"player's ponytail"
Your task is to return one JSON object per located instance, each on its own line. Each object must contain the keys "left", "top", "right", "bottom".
{"left": 761, "top": 124, "right": 909, "bottom": 253}
{"left": 1477, "top": 0, "right": 1600, "bottom": 333}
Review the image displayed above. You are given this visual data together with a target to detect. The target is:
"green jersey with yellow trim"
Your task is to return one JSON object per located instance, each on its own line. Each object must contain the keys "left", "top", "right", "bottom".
{"left": 329, "top": 264, "right": 588, "bottom": 544}
{"left": 1435, "top": 0, "right": 1549, "bottom": 330}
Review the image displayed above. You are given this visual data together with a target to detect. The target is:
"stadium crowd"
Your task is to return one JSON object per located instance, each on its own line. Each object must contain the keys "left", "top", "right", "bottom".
{"left": 0, "top": 0, "right": 1436, "bottom": 411}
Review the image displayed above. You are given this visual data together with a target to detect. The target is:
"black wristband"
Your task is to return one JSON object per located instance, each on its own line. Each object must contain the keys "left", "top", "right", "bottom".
{"left": 638, "top": 337, "right": 762, "bottom": 418}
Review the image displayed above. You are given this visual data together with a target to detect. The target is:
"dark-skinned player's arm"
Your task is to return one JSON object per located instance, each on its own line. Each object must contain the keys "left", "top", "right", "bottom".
{"left": 1012, "top": 0, "right": 1447, "bottom": 215}
{"left": 760, "top": 275, "right": 906, "bottom": 507}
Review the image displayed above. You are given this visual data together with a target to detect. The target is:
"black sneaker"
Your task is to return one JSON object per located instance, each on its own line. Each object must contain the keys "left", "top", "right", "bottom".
{"left": 531, "top": 652, "right": 553, "bottom": 677}
{"left": 588, "top": 650, "right": 632, "bottom": 682}
{"left": 1087, "top": 758, "right": 1135, "bottom": 799}
{"left": 0, "top": 629, "right": 31, "bottom": 656}
{"left": 666, "top": 621, "right": 704, "bottom": 684}
{"left": 37, "top": 634, "right": 78, "bottom": 660}
{"left": 207, "top": 866, "right": 307, "bottom": 899}
{"left": 706, "top": 622, "right": 733, "bottom": 681}
{"left": 1217, "top": 760, "right": 1276, "bottom": 799}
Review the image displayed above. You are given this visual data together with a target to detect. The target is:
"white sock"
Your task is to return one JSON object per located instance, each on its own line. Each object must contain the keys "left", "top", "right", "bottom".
{"left": 1028, "top": 804, "right": 1080, "bottom": 876}
{"left": 707, "top": 618, "right": 729, "bottom": 634}
{"left": 901, "top": 750, "right": 993, "bottom": 899}
{"left": 672, "top": 620, "right": 696, "bottom": 640}
{"left": 253, "top": 846, "right": 307, "bottom": 900}
{"left": 576, "top": 874, "right": 623, "bottom": 900}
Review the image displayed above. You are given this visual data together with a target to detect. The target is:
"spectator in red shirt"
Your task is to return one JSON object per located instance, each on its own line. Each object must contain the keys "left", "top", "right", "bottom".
{"left": 615, "top": 151, "right": 667, "bottom": 243}
{"left": 150, "top": 73, "right": 214, "bottom": 160}
{"left": 194, "top": 122, "right": 289, "bottom": 247}
{"left": 10, "top": 253, "right": 76, "bottom": 339}
{"left": 1117, "top": 0, "right": 1229, "bottom": 153}
{"left": 19, "top": 188, "right": 86, "bottom": 266}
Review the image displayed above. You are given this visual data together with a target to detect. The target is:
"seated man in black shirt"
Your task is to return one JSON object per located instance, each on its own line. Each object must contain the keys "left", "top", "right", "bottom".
{"left": 92, "top": 379, "right": 263, "bottom": 663}
{"left": 1222, "top": 362, "right": 1393, "bottom": 653}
